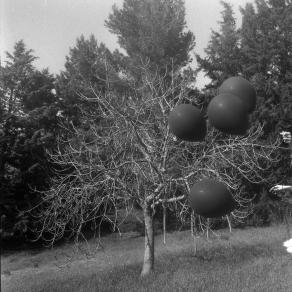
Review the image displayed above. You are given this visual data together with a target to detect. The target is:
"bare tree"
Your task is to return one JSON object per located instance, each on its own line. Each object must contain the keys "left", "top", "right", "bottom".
{"left": 33, "top": 68, "right": 281, "bottom": 276}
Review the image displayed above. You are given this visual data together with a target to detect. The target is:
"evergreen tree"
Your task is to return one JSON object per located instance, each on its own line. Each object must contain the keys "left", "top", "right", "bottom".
{"left": 56, "top": 35, "right": 129, "bottom": 125}
{"left": 22, "top": 69, "right": 56, "bottom": 111}
{"left": 196, "top": 0, "right": 292, "bottom": 224}
{"left": 239, "top": 0, "right": 292, "bottom": 223}
{"left": 240, "top": 0, "right": 292, "bottom": 136}
{"left": 106, "top": 0, "right": 195, "bottom": 78}
{"left": 1, "top": 40, "right": 37, "bottom": 115}
{"left": 196, "top": 1, "right": 242, "bottom": 89}
{"left": 0, "top": 42, "right": 59, "bottom": 241}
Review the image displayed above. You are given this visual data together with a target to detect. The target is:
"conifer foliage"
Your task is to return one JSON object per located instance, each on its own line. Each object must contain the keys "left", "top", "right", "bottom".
{"left": 0, "top": 41, "right": 59, "bottom": 240}
{"left": 196, "top": 0, "right": 292, "bottom": 223}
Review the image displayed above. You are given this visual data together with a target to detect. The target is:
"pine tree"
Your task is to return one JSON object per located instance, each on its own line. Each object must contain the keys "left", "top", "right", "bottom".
{"left": 56, "top": 35, "right": 129, "bottom": 125}
{"left": 195, "top": 0, "right": 292, "bottom": 224}
{"left": 0, "top": 40, "right": 37, "bottom": 115}
{"left": 240, "top": 0, "right": 292, "bottom": 136}
{"left": 239, "top": 0, "right": 292, "bottom": 223}
{"left": 106, "top": 0, "right": 195, "bottom": 78}
{"left": 196, "top": 1, "right": 242, "bottom": 89}
{"left": 0, "top": 42, "right": 59, "bottom": 241}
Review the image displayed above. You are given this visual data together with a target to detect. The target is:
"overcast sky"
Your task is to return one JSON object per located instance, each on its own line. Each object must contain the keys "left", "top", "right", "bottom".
{"left": 0, "top": 0, "right": 254, "bottom": 88}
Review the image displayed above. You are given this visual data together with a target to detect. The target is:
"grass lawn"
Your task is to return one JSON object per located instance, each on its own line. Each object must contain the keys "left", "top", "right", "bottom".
{"left": 1, "top": 224, "right": 291, "bottom": 292}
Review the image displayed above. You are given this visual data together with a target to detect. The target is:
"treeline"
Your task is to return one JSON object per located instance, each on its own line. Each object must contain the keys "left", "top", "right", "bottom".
{"left": 0, "top": 0, "right": 291, "bottom": 243}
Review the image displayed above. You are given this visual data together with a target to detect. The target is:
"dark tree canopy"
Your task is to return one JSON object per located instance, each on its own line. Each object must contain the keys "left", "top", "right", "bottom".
{"left": 60, "top": 35, "right": 119, "bottom": 89}
{"left": 196, "top": 0, "right": 292, "bottom": 223}
{"left": 56, "top": 34, "right": 130, "bottom": 125}
{"left": 1, "top": 0, "right": 290, "bottom": 247}
{"left": 1, "top": 40, "right": 38, "bottom": 115}
{"left": 0, "top": 41, "right": 60, "bottom": 241}
{"left": 196, "top": 1, "right": 242, "bottom": 89}
{"left": 106, "top": 0, "right": 195, "bottom": 75}
{"left": 196, "top": 0, "right": 292, "bottom": 135}
{"left": 240, "top": 0, "right": 292, "bottom": 135}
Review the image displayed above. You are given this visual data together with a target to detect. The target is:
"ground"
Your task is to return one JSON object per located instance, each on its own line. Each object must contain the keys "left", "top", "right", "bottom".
{"left": 1, "top": 224, "right": 291, "bottom": 292}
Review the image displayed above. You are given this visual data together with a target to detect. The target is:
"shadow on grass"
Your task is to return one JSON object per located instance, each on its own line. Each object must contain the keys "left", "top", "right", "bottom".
{"left": 176, "top": 241, "right": 281, "bottom": 262}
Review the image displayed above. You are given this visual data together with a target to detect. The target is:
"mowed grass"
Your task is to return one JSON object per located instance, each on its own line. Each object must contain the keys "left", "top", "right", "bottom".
{"left": 1, "top": 224, "right": 291, "bottom": 292}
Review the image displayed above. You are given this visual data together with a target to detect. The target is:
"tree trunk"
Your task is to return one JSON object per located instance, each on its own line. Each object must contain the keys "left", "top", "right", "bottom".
{"left": 141, "top": 203, "right": 154, "bottom": 277}
{"left": 163, "top": 203, "right": 166, "bottom": 245}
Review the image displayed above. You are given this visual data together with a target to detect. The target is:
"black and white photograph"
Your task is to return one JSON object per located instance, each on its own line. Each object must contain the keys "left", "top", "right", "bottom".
{"left": 1, "top": 0, "right": 291, "bottom": 291}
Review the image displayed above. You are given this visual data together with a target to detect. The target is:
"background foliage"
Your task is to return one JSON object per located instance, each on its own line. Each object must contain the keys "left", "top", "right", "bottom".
{"left": 1, "top": 0, "right": 291, "bottom": 244}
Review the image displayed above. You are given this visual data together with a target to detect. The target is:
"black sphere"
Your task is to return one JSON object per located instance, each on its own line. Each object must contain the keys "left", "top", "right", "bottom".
{"left": 189, "top": 179, "right": 236, "bottom": 218}
{"left": 168, "top": 104, "right": 207, "bottom": 142}
{"left": 219, "top": 76, "right": 256, "bottom": 113}
{"left": 207, "top": 93, "right": 249, "bottom": 135}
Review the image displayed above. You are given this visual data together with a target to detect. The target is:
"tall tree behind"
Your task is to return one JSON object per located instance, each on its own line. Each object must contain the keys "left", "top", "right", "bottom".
{"left": 196, "top": 0, "right": 292, "bottom": 224}
{"left": 240, "top": 0, "right": 292, "bottom": 223}
{"left": 0, "top": 41, "right": 59, "bottom": 241}
{"left": 1, "top": 41, "right": 37, "bottom": 115}
{"left": 196, "top": 0, "right": 292, "bottom": 151}
{"left": 240, "top": 0, "right": 292, "bottom": 137}
{"left": 105, "top": 0, "right": 195, "bottom": 79}
{"left": 56, "top": 34, "right": 129, "bottom": 125}
{"left": 196, "top": 1, "right": 242, "bottom": 90}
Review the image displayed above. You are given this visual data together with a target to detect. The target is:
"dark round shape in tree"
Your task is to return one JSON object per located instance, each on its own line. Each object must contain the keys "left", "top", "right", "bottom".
{"left": 189, "top": 179, "right": 236, "bottom": 218}
{"left": 207, "top": 93, "right": 249, "bottom": 135}
{"left": 219, "top": 76, "right": 256, "bottom": 113}
{"left": 168, "top": 104, "right": 207, "bottom": 142}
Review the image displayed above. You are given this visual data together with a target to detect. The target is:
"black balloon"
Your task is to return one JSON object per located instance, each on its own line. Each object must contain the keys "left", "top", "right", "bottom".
{"left": 168, "top": 104, "right": 207, "bottom": 142}
{"left": 189, "top": 179, "right": 236, "bottom": 218}
{"left": 207, "top": 93, "right": 249, "bottom": 135}
{"left": 219, "top": 76, "right": 256, "bottom": 113}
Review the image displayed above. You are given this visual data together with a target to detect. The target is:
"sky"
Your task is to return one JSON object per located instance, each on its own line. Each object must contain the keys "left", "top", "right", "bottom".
{"left": 0, "top": 0, "right": 254, "bottom": 88}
